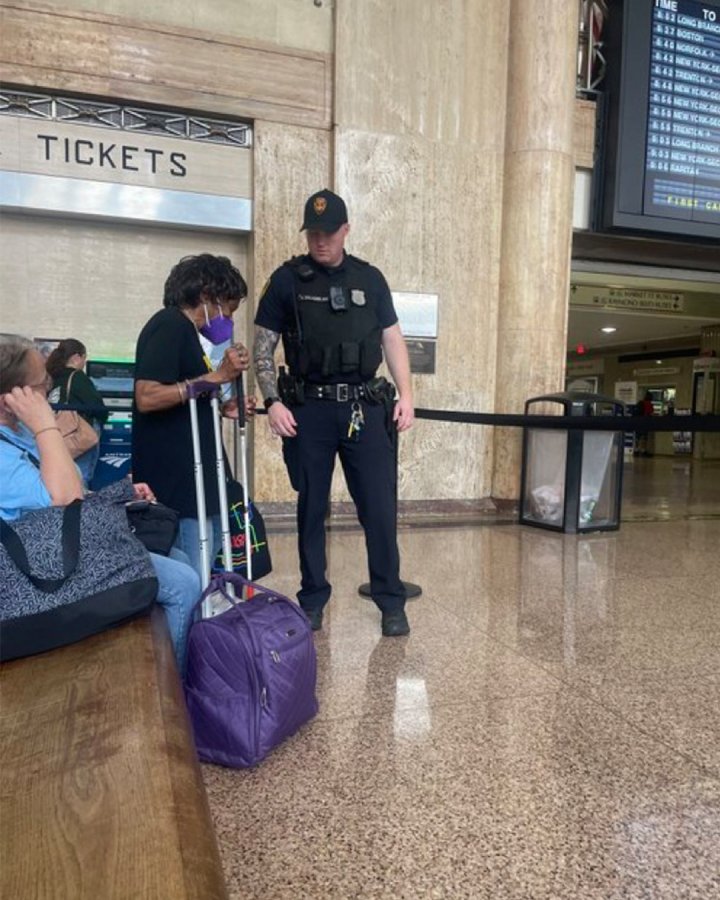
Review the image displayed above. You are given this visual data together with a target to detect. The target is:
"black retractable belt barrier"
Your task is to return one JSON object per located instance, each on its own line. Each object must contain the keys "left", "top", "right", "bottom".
{"left": 414, "top": 409, "right": 720, "bottom": 432}
{"left": 259, "top": 407, "right": 720, "bottom": 432}
{"left": 258, "top": 404, "right": 720, "bottom": 580}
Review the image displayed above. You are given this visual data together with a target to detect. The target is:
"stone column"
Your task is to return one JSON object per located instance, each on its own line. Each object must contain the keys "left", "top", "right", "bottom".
{"left": 696, "top": 325, "right": 720, "bottom": 458}
{"left": 492, "top": 0, "right": 579, "bottom": 499}
{"left": 700, "top": 325, "right": 720, "bottom": 357}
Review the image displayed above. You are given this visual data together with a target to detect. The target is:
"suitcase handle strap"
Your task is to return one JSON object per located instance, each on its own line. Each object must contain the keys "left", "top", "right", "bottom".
{"left": 199, "top": 572, "right": 278, "bottom": 608}
{"left": 197, "top": 572, "right": 310, "bottom": 627}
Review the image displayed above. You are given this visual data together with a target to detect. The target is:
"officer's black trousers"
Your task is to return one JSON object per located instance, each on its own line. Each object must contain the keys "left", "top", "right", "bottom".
{"left": 282, "top": 398, "right": 405, "bottom": 614}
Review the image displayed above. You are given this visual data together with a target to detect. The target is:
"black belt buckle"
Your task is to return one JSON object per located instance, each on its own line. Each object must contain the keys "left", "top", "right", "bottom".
{"left": 337, "top": 384, "right": 349, "bottom": 402}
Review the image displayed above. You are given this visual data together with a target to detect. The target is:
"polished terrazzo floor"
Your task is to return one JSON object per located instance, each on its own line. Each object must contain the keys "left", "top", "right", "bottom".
{"left": 202, "top": 503, "right": 720, "bottom": 899}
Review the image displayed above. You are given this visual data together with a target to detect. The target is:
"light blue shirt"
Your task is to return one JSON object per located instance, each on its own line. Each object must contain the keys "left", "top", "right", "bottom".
{"left": 0, "top": 422, "right": 52, "bottom": 522}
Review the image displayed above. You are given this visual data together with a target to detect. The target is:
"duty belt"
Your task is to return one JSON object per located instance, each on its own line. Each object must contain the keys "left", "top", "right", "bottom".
{"left": 304, "top": 383, "right": 366, "bottom": 402}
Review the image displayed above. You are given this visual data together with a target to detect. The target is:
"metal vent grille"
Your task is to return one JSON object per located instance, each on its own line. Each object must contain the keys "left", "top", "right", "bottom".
{"left": 0, "top": 90, "right": 252, "bottom": 148}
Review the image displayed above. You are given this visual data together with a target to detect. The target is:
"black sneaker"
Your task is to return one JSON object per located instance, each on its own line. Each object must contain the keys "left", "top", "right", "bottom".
{"left": 303, "top": 608, "right": 324, "bottom": 632}
{"left": 381, "top": 609, "right": 410, "bottom": 637}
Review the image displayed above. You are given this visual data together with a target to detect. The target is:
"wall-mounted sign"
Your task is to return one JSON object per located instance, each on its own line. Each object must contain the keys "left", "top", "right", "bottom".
{"left": 633, "top": 367, "right": 680, "bottom": 377}
{"left": 0, "top": 117, "right": 251, "bottom": 197}
{"left": 405, "top": 339, "right": 437, "bottom": 375}
{"left": 0, "top": 115, "right": 252, "bottom": 231}
{"left": 693, "top": 357, "right": 720, "bottom": 373}
{"left": 573, "top": 287, "right": 685, "bottom": 312}
{"left": 614, "top": 381, "right": 638, "bottom": 405}
{"left": 392, "top": 291, "right": 439, "bottom": 374}
{"left": 393, "top": 292, "right": 439, "bottom": 339}
{"left": 567, "top": 357, "right": 605, "bottom": 375}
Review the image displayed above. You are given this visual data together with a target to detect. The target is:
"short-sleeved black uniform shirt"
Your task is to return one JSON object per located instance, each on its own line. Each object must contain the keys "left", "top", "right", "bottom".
{"left": 254, "top": 252, "right": 398, "bottom": 385}
{"left": 132, "top": 307, "right": 226, "bottom": 518}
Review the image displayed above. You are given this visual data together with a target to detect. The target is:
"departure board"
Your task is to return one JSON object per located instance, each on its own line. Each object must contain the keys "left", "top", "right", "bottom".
{"left": 645, "top": 0, "right": 720, "bottom": 226}
{"left": 598, "top": 0, "right": 720, "bottom": 240}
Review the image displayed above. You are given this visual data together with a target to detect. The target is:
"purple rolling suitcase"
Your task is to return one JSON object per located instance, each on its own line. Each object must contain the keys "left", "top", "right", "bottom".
{"left": 185, "top": 573, "right": 318, "bottom": 768}
{"left": 183, "top": 380, "right": 318, "bottom": 768}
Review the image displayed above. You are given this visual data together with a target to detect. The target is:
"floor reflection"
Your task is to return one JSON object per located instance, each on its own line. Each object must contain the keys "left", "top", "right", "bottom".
{"left": 203, "top": 515, "right": 720, "bottom": 900}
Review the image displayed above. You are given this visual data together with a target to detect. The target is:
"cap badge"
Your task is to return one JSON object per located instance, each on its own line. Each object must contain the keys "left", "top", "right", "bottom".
{"left": 314, "top": 197, "right": 327, "bottom": 215}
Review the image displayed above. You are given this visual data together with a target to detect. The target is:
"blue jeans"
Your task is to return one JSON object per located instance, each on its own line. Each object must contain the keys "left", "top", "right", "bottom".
{"left": 173, "top": 515, "right": 222, "bottom": 584}
{"left": 75, "top": 423, "right": 103, "bottom": 487}
{"left": 149, "top": 551, "right": 200, "bottom": 677}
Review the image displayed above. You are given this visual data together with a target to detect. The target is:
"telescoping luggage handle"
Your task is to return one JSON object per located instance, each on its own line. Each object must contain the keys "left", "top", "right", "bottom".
{"left": 186, "top": 380, "right": 235, "bottom": 617}
{"left": 235, "top": 375, "right": 252, "bottom": 583}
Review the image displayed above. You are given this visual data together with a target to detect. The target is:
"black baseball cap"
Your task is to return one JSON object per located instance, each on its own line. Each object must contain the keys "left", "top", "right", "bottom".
{"left": 300, "top": 189, "right": 348, "bottom": 232}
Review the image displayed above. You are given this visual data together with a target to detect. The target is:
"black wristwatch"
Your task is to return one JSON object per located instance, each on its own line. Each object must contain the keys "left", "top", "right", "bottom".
{"left": 263, "top": 396, "right": 280, "bottom": 411}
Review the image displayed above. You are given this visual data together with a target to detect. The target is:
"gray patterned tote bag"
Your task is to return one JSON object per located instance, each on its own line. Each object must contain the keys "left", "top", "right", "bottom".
{"left": 0, "top": 479, "right": 158, "bottom": 661}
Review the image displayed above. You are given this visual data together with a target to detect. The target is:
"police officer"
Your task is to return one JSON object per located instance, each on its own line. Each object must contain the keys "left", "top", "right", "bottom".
{"left": 253, "top": 189, "right": 414, "bottom": 636}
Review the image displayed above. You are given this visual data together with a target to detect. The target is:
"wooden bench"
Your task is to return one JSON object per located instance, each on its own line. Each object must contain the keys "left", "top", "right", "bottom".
{"left": 0, "top": 608, "right": 228, "bottom": 899}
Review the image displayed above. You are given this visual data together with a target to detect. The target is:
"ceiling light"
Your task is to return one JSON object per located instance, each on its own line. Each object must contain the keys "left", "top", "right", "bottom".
{"left": 601, "top": 326, "right": 617, "bottom": 333}
{"left": 656, "top": 360, "right": 663, "bottom": 365}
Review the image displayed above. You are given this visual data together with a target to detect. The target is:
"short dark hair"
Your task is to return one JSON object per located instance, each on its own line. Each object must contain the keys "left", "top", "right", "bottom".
{"left": 163, "top": 254, "right": 247, "bottom": 309}
{"left": 0, "top": 334, "right": 35, "bottom": 393}
{"left": 45, "top": 338, "right": 87, "bottom": 378}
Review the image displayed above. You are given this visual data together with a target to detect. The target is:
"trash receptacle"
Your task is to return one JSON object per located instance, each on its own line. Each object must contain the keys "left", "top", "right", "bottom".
{"left": 519, "top": 392, "right": 625, "bottom": 534}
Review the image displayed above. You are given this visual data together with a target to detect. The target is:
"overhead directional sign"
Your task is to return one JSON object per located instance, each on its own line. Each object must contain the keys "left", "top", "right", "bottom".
{"left": 572, "top": 287, "right": 685, "bottom": 312}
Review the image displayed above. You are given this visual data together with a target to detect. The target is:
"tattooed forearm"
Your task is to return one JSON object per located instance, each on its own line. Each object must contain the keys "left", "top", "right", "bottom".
{"left": 253, "top": 326, "right": 281, "bottom": 400}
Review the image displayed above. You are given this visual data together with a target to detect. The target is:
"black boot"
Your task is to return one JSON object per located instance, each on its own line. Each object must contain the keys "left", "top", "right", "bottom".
{"left": 381, "top": 609, "right": 410, "bottom": 637}
{"left": 303, "top": 608, "right": 324, "bottom": 632}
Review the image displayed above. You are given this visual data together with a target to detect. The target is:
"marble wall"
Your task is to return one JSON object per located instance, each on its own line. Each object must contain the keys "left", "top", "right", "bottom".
{"left": 250, "top": 119, "right": 332, "bottom": 501}
{"left": 23, "top": 0, "right": 334, "bottom": 53}
{"left": 333, "top": 0, "right": 511, "bottom": 501}
{"left": 1, "top": 0, "right": 580, "bottom": 503}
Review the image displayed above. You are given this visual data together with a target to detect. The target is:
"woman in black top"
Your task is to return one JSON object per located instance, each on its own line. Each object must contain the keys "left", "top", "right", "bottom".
{"left": 47, "top": 338, "right": 109, "bottom": 486}
{"left": 132, "top": 254, "right": 251, "bottom": 580}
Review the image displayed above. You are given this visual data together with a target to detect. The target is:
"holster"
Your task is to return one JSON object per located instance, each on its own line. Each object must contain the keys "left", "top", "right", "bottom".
{"left": 278, "top": 366, "right": 305, "bottom": 406}
{"left": 363, "top": 377, "right": 397, "bottom": 439}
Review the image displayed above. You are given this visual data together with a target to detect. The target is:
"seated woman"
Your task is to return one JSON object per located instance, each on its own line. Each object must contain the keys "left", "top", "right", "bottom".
{"left": 0, "top": 334, "right": 199, "bottom": 676}
{"left": 46, "top": 338, "right": 109, "bottom": 487}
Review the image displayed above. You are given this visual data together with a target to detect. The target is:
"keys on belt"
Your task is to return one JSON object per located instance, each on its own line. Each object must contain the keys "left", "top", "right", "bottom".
{"left": 347, "top": 402, "right": 365, "bottom": 442}
{"left": 304, "top": 383, "right": 365, "bottom": 401}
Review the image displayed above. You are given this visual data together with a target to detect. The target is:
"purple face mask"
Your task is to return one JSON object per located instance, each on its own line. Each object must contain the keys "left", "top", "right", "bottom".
{"left": 199, "top": 303, "right": 234, "bottom": 345}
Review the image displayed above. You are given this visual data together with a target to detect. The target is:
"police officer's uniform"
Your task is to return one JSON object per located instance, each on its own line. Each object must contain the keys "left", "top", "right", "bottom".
{"left": 255, "top": 243, "right": 406, "bottom": 620}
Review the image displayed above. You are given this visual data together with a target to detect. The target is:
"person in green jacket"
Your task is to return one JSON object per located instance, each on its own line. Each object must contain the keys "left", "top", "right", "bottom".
{"left": 46, "top": 338, "right": 108, "bottom": 485}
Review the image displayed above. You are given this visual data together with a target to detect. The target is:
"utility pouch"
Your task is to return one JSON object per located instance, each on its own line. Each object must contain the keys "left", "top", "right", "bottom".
{"left": 340, "top": 342, "right": 360, "bottom": 373}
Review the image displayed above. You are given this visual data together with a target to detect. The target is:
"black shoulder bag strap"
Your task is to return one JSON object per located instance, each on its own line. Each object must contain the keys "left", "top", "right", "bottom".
{"left": 0, "top": 500, "right": 82, "bottom": 593}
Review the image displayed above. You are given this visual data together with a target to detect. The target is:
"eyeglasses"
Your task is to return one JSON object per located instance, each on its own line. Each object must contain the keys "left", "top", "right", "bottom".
{"left": 28, "top": 374, "right": 53, "bottom": 393}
